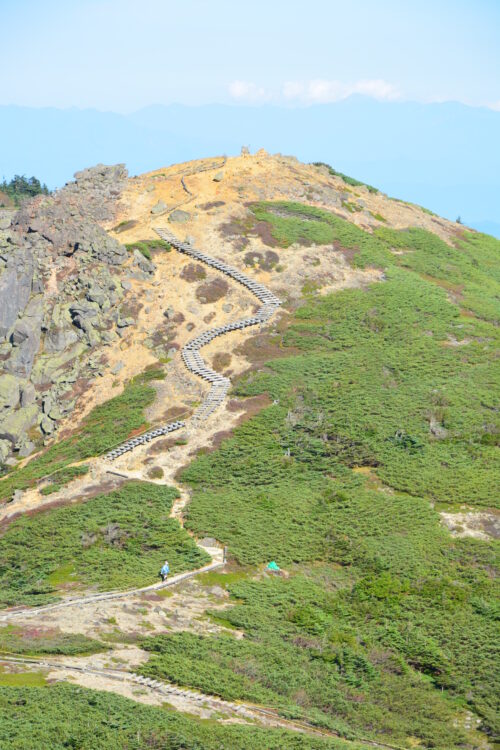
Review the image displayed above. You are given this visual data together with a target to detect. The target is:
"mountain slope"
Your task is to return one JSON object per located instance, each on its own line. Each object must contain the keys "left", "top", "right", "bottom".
{"left": 0, "top": 152, "right": 498, "bottom": 750}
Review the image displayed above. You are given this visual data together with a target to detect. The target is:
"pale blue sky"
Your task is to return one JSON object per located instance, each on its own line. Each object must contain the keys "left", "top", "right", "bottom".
{"left": 1, "top": 0, "right": 499, "bottom": 112}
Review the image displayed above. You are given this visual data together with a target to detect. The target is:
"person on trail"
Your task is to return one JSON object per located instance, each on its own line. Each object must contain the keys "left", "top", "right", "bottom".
{"left": 160, "top": 561, "right": 170, "bottom": 581}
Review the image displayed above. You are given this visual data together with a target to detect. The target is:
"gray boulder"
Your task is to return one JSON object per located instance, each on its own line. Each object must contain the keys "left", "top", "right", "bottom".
{"left": 45, "top": 326, "right": 79, "bottom": 353}
{"left": 18, "top": 440, "right": 36, "bottom": 457}
{"left": 163, "top": 306, "right": 175, "bottom": 320}
{"left": 20, "top": 381, "right": 36, "bottom": 407}
{"left": 132, "top": 249, "right": 155, "bottom": 275}
{"left": 151, "top": 200, "right": 167, "bottom": 215}
{"left": 0, "top": 438, "right": 11, "bottom": 462}
{"left": 86, "top": 285, "right": 111, "bottom": 308}
{"left": 30, "top": 342, "right": 87, "bottom": 386}
{"left": 70, "top": 301, "right": 100, "bottom": 320}
{"left": 111, "top": 361, "right": 124, "bottom": 375}
{"left": 0, "top": 405, "right": 39, "bottom": 444}
{"left": 0, "top": 246, "right": 34, "bottom": 339}
{"left": 40, "top": 414, "right": 55, "bottom": 435}
{"left": 76, "top": 229, "right": 127, "bottom": 266}
{"left": 0, "top": 374, "right": 21, "bottom": 410}
{"left": 5, "top": 300, "right": 43, "bottom": 378}
{"left": 168, "top": 209, "right": 190, "bottom": 224}
{"left": 6, "top": 294, "right": 44, "bottom": 376}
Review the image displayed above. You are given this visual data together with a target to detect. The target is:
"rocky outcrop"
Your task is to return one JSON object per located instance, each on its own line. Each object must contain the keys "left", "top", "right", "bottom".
{"left": 0, "top": 243, "right": 34, "bottom": 339}
{"left": 5, "top": 296, "right": 43, "bottom": 378}
{"left": 14, "top": 167, "right": 128, "bottom": 266}
{"left": 0, "top": 164, "right": 135, "bottom": 463}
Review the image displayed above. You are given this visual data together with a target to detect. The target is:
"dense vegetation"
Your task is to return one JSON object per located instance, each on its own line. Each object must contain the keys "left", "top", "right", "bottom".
{"left": 0, "top": 368, "right": 164, "bottom": 500}
{"left": 0, "top": 482, "right": 209, "bottom": 607}
{"left": 159, "top": 204, "right": 500, "bottom": 748}
{"left": 0, "top": 683, "right": 357, "bottom": 750}
{"left": 312, "top": 162, "right": 379, "bottom": 193}
{"left": 0, "top": 175, "right": 50, "bottom": 205}
{"left": 249, "top": 200, "right": 499, "bottom": 323}
{"left": 0, "top": 625, "right": 107, "bottom": 656}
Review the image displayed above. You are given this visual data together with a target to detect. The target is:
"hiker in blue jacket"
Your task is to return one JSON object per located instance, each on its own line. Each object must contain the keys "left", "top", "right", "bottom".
{"left": 160, "top": 560, "right": 170, "bottom": 581}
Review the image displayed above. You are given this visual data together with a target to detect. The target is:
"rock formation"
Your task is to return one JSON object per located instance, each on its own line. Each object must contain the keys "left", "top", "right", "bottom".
{"left": 0, "top": 165, "right": 130, "bottom": 460}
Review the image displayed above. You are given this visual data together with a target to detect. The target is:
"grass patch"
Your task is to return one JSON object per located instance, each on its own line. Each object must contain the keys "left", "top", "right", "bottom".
{"left": 0, "top": 481, "right": 209, "bottom": 608}
{"left": 249, "top": 202, "right": 500, "bottom": 322}
{"left": 341, "top": 200, "right": 362, "bottom": 213}
{"left": 0, "top": 625, "right": 107, "bottom": 656}
{"left": 0, "top": 683, "right": 351, "bottom": 749}
{"left": 248, "top": 201, "right": 392, "bottom": 267}
{"left": 113, "top": 219, "right": 138, "bottom": 233}
{"left": 196, "top": 568, "right": 250, "bottom": 589}
{"left": 141, "top": 567, "right": 496, "bottom": 746}
{"left": 369, "top": 211, "right": 386, "bottom": 222}
{"left": 0, "top": 669, "right": 47, "bottom": 688}
{"left": 0, "top": 368, "right": 164, "bottom": 501}
{"left": 125, "top": 239, "right": 171, "bottom": 260}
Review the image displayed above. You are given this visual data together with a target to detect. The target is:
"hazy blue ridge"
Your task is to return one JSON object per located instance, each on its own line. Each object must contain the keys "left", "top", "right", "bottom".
{"left": 1, "top": 97, "right": 499, "bottom": 231}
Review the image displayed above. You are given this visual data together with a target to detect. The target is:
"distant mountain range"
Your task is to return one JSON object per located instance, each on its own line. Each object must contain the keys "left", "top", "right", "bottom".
{"left": 1, "top": 97, "right": 499, "bottom": 236}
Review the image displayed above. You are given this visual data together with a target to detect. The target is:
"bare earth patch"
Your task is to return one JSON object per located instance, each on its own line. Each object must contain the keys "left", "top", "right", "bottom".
{"left": 440, "top": 509, "right": 500, "bottom": 540}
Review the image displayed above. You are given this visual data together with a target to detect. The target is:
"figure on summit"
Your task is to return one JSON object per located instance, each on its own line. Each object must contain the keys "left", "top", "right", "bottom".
{"left": 160, "top": 560, "right": 170, "bottom": 581}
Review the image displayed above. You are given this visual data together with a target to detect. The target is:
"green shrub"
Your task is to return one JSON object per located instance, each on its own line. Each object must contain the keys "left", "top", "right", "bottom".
{"left": 125, "top": 239, "right": 171, "bottom": 259}
{"left": 0, "top": 683, "right": 348, "bottom": 750}
{"left": 0, "top": 626, "right": 107, "bottom": 656}
{"left": 0, "top": 482, "right": 209, "bottom": 608}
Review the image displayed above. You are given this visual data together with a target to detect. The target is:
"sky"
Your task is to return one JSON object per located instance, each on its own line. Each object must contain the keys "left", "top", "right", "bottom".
{"left": 1, "top": 0, "right": 499, "bottom": 112}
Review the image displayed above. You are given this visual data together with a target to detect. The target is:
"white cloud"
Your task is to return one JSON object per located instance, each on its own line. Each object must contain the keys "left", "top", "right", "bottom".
{"left": 228, "top": 78, "right": 401, "bottom": 105}
{"left": 228, "top": 80, "right": 269, "bottom": 102}
{"left": 351, "top": 79, "right": 400, "bottom": 101}
{"left": 283, "top": 78, "right": 400, "bottom": 103}
{"left": 282, "top": 81, "right": 305, "bottom": 99}
{"left": 488, "top": 100, "right": 500, "bottom": 111}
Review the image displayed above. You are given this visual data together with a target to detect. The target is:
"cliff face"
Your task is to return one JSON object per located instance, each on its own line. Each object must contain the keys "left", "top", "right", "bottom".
{"left": 0, "top": 165, "right": 148, "bottom": 461}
